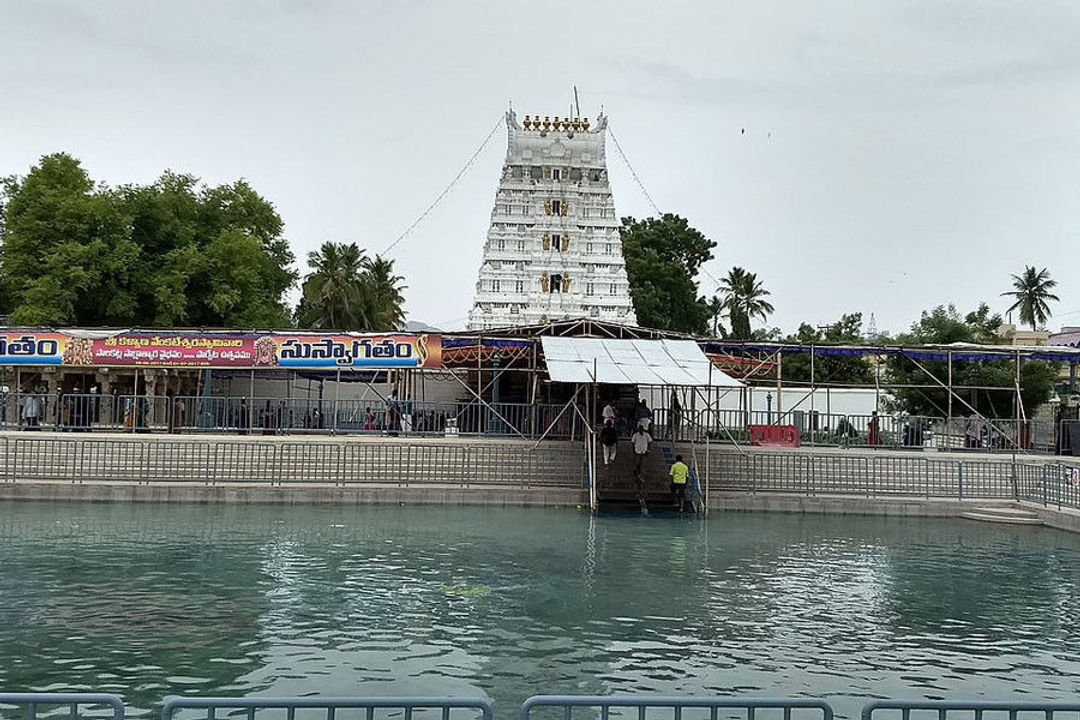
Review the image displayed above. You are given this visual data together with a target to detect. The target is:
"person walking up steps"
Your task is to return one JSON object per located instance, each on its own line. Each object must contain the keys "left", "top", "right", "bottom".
{"left": 669, "top": 454, "right": 689, "bottom": 513}
{"left": 635, "top": 399, "right": 653, "bottom": 431}
{"left": 600, "top": 419, "right": 618, "bottom": 467}
{"left": 632, "top": 424, "right": 652, "bottom": 472}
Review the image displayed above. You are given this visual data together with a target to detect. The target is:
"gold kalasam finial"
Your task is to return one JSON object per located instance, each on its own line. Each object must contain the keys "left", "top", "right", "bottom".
{"left": 542, "top": 116, "right": 551, "bottom": 131}
{"left": 583, "top": 118, "right": 590, "bottom": 131}
{"left": 523, "top": 115, "right": 532, "bottom": 130}
{"left": 553, "top": 116, "right": 560, "bottom": 131}
{"left": 572, "top": 118, "right": 581, "bottom": 132}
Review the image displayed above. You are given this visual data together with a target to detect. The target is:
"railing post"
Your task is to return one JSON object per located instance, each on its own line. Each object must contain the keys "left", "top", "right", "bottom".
{"left": 957, "top": 460, "right": 964, "bottom": 500}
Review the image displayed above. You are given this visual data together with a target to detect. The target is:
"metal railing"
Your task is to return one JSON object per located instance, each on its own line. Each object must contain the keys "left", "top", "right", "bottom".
{"left": 162, "top": 697, "right": 493, "bottom": 720}
{"left": 861, "top": 700, "right": 1080, "bottom": 720}
{"left": 0, "top": 434, "right": 586, "bottom": 489}
{"left": 521, "top": 697, "right": 833, "bottom": 720}
{"left": 0, "top": 391, "right": 1071, "bottom": 455}
{"left": 2, "top": 692, "right": 1080, "bottom": 720}
{"left": 709, "top": 448, "right": 1080, "bottom": 513}
{"left": 1, "top": 394, "right": 585, "bottom": 441}
{"left": 0, "top": 693, "right": 125, "bottom": 720}
{"left": 647, "top": 407, "right": 1062, "bottom": 455}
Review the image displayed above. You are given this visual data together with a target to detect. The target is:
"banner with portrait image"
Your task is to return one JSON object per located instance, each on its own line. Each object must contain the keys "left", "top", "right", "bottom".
{"left": 0, "top": 331, "right": 442, "bottom": 370}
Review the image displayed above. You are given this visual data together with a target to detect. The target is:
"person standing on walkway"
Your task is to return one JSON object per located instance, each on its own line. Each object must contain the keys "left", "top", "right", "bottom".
{"left": 402, "top": 394, "right": 414, "bottom": 434}
{"left": 600, "top": 419, "right": 619, "bottom": 466}
{"left": 602, "top": 401, "right": 617, "bottom": 425}
{"left": 632, "top": 424, "right": 652, "bottom": 472}
{"left": 237, "top": 398, "right": 249, "bottom": 435}
{"left": 669, "top": 391, "right": 682, "bottom": 440}
{"left": 867, "top": 410, "right": 881, "bottom": 446}
{"left": 635, "top": 399, "right": 653, "bottom": 432}
{"left": 669, "top": 454, "right": 689, "bottom": 512}
{"left": 22, "top": 392, "right": 41, "bottom": 429}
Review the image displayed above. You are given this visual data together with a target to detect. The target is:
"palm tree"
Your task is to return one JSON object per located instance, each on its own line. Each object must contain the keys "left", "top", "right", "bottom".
{"left": 360, "top": 255, "right": 407, "bottom": 331}
{"left": 298, "top": 242, "right": 367, "bottom": 330}
{"left": 296, "top": 244, "right": 408, "bottom": 331}
{"left": 1001, "top": 266, "right": 1059, "bottom": 331}
{"left": 706, "top": 295, "right": 727, "bottom": 338}
{"left": 718, "top": 266, "right": 774, "bottom": 339}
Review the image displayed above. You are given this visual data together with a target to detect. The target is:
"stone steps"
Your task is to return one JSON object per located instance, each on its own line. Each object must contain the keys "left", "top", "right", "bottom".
{"left": 960, "top": 505, "right": 1043, "bottom": 525}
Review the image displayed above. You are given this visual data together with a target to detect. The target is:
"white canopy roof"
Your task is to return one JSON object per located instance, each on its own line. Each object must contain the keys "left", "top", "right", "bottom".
{"left": 541, "top": 337, "right": 743, "bottom": 387}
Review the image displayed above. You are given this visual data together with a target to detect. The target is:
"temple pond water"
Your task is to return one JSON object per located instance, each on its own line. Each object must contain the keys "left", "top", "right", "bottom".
{"left": 1, "top": 503, "right": 1079, "bottom": 718}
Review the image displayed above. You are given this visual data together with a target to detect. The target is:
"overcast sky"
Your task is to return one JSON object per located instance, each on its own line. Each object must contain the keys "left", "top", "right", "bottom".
{"left": 3, "top": 0, "right": 1079, "bottom": 335}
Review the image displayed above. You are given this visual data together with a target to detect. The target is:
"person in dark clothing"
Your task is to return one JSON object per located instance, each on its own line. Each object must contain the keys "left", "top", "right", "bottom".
{"left": 600, "top": 419, "right": 619, "bottom": 466}
{"left": 237, "top": 398, "right": 249, "bottom": 434}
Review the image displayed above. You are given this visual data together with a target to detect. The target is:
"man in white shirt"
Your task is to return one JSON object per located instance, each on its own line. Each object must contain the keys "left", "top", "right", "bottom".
{"left": 631, "top": 425, "right": 652, "bottom": 471}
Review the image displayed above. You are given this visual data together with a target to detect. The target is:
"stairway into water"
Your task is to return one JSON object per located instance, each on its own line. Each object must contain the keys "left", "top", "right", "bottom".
{"left": 595, "top": 438, "right": 700, "bottom": 515}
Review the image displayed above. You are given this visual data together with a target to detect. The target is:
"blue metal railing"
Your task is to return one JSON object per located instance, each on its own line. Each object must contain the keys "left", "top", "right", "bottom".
{"left": 0, "top": 693, "right": 125, "bottom": 720}
{"left": 660, "top": 446, "right": 704, "bottom": 511}
{"left": 861, "top": 701, "right": 1080, "bottom": 720}
{"left": 161, "top": 697, "right": 494, "bottom": 720}
{"left": 521, "top": 697, "right": 833, "bottom": 720}
{"left": 5, "top": 693, "right": 1080, "bottom": 720}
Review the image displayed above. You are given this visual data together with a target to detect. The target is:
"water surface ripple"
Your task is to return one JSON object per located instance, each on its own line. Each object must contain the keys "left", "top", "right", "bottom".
{"left": 2, "top": 503, "right": 1080, "bottom": 718}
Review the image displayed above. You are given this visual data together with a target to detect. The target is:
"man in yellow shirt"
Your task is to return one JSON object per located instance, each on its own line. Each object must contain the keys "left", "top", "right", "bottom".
{"left": 669, "top": 454, "right": 689, "bottom": 513}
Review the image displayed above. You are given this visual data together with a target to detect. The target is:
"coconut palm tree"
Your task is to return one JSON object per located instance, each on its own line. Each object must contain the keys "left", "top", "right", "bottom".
{"left": 1001, "top": 266, "right": 1059, "bottom": 331}
{"left": 718, "top": 266, "right": 774, "bottom": 339}
{"left": 706, "top": 295, "right": 727, "bottom": 338}
{"left": 360, "top": 254, "right": 407, "bottom": 331}
{"left": 297, "top": 242, "right": 367, "bottom": 330}
{"left": 296, "top": 243, "right": 407, "bottom": 331}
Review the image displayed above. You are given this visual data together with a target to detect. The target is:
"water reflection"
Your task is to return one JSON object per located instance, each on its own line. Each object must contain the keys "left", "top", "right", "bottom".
{"left": 1, "top": 504, "right": 1080, "bottom": 718}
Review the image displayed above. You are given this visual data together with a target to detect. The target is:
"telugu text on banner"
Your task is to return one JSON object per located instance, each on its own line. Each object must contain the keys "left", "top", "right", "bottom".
{"left": 0, "top": 331, "right": 442, "bottom": 370}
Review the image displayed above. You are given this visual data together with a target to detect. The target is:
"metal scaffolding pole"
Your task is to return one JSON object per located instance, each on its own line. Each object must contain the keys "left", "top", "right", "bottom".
{"left": 333, "top": 368, "right": 341, "bottom": 435}
{"left": 775, "top": 350, "right": 783, "bottom": 423}
{"left": 947, "top": 350, "right": 953, "bottom": 442}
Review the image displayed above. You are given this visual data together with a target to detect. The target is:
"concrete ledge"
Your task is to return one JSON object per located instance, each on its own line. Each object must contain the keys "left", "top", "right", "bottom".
{"left": 0, "top": 481, "right": 587, "bottom": 507}
{"left": 1022, "top": 501, "right": 1080, "bottom": 534}
{"left": 709, "top": 492, "right": 1026, "bottom": 518}
{"left": 708, "top": 492, "right": 1080, "bottom": 535}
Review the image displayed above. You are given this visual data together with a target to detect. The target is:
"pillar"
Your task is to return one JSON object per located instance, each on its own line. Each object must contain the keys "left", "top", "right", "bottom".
{"left": 96, "top": 371, "right": 113, "bottom": 426}
{"left": 145, "top": 370, "right": 160, "bottom": 427}
{"left": 45, "top": 369, "right": 61, "bottom": 425}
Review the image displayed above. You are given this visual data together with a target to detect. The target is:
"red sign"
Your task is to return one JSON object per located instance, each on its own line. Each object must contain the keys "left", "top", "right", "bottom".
{"left": 749, "top": 425, "right": 800, "bottom": 448}
{"left": 86, "top": 334, "right": 257, "bottom": 367}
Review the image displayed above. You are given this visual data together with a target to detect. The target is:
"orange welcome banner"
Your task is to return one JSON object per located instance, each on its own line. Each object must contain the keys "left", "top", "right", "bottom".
{"left": 0, "top": 331, "right": 442, "bottom": 370}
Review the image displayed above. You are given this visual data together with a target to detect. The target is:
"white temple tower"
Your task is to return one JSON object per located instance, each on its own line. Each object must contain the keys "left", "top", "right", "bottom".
{"left": 466, "top": 109, "right": 637, "bottom": 331}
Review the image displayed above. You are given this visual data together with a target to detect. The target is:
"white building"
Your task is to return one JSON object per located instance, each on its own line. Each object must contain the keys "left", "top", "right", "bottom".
{"left": 466, "top": 109, "right": 637, "bottom": 331}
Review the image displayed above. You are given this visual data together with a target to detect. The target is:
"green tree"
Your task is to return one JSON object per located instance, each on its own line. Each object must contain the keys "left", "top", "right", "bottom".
{"left": 619, "top": 214, "right": 716, "bottom": 335}
{"left": 1001, "top": 266, "right": 1059, "bottom": 331}
{"left": 1, "top": 153, "right": 137, "bottom": 325}
{"left": 781, "top": 313, "right": 873, "bottom": 385}
{"left": 126, "top": 174, "right": 296, "bottom": 327}
{"left": 296, "top": 242, "right": 407, "bottom": 331}
{"left": 361, "top": 255, "right": 407, "bottom": 331}
{"left": 718, "top": 266, "right": 774, "bottom": 339}
{"left": 886, "top": 304, "right": 1057, "bottom": 418}
{"left": 0, "top": 154, "right": 297, "bottom": 327}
